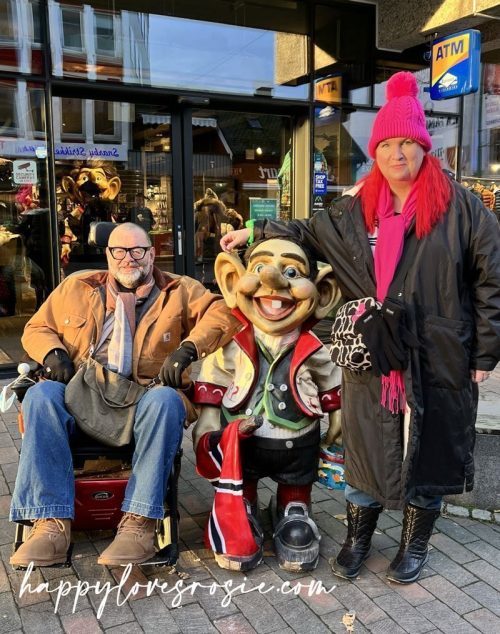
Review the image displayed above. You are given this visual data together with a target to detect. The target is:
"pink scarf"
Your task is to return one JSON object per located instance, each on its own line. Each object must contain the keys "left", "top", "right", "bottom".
{"left": 374, "top": 181, "right": 417, "bottom": 413}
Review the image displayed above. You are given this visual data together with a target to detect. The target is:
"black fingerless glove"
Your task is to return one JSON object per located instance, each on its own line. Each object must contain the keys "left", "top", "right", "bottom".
{"left": 159, "top": 342, "right": 198, "bottom": 388}
{"left": 354, "top": 307, "right": 407, "bottom": 377}
{"left": 43, "top": 349, "right": 75, "bottom": 384}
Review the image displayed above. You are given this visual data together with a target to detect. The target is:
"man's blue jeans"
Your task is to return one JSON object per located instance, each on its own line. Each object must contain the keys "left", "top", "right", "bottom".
{"left": 10, "top": 381, "right": 185, "bottom": 522}
{"left": 345, "top": 484, "right": 442, "bottom": 510}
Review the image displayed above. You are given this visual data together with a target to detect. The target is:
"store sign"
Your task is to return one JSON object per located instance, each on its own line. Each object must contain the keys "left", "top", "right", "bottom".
{"left": 54, "top": 143, "right": 127, "bottom": 161}
{"left": 13, "top": 160, "right": 37, "bottom": 184}
{"left": 315, "top": 75, "right": 342, "bottom": 104}
{"left": 249, "top": 198, "right": 278, "bottom": 221}
{"left": 313, "top": 172, "right": 328, "bottom": 195}
{"left": 0, "top": 139, "right": 127, "bottom": 161}
{"left": 430, "top": 30, "right": 480, "bottom": 100}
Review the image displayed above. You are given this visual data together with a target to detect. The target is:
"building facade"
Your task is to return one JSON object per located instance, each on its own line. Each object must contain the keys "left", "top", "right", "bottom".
{"left": 0, "top": 0, "right": 499, "bottom": 368}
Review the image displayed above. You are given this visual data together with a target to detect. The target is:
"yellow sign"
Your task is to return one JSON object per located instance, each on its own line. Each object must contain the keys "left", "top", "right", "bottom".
{"left": 431, "top": 33, "right": 469, "bottom": 86}
{"left": 315, "top": 76, "right": 342, "bottom": 104}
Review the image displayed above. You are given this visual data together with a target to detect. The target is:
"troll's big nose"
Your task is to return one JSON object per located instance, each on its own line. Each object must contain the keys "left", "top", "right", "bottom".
{"left": 260, "top": 265, "right": 289, "bottom": 289}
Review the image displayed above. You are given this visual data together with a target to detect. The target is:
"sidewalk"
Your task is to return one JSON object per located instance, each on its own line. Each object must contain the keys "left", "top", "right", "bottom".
{"left": 0, "top": 372, "right": 499, "bottom": 633}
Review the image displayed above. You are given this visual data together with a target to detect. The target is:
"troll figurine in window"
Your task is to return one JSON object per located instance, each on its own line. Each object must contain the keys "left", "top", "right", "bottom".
{"left": 192, "top": 238, "right": 342, "bottom": 572}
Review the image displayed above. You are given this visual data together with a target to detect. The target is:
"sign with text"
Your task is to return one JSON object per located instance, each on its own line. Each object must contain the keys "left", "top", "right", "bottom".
{"left": 249, "top": 198, "right": 278, "bottom": 221}
{"left": 315, "top": 75, "right": 342, "bottom": 104}
{"left": 430, "top": 30, "right": 480, "bottom": 100}
{"left": 13, "top": 160, "right": 37, "bottom": 184}
{"left": 314, "top": 172, "right": 328, "bottom": 195}
{"left": 0, "top": 139, "right": 127, "bottom": 161}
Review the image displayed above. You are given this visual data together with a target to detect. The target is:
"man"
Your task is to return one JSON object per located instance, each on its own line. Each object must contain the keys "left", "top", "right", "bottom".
{"left": 10, "top": 222, "right": 238, "bottom": 567}
{"left": 130, "top": 193, "right": 155, "bottom": 233}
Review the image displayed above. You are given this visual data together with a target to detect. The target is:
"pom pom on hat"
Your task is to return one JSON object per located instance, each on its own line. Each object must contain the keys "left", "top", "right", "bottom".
{"left": 368, "top": 71, "right": 432, "bottom": 158}
{"left": 386, "top": 72, "right": 419, "bottom": 99}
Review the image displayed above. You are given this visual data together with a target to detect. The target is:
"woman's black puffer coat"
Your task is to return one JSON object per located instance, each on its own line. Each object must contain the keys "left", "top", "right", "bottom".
{"left": 254, "top": 182, "right": 500, "bottom": 508}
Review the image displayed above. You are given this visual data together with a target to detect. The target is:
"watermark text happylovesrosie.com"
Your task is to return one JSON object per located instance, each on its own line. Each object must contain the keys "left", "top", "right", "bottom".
{"left": 18, "top": 563, "right": 337, "bottom": 618}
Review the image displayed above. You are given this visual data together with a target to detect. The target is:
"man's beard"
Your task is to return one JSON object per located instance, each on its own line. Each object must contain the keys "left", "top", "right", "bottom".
{"left": 114, "top": 267, "right": 148, "bottom": 289}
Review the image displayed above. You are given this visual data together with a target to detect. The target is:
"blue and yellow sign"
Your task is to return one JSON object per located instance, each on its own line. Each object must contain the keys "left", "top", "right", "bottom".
{"left": 430, "top": 30, "right": 481, "bottom": 100}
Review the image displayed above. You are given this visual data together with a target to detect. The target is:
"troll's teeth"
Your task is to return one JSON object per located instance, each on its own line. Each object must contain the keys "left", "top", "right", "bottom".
{"left": 271, "top": 300, "right": 282, "bottom": 309}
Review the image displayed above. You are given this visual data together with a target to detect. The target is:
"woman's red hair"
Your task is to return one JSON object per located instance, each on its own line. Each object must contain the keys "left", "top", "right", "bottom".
{"left": 358, "top": 155, "right": 453, "bottom": 238}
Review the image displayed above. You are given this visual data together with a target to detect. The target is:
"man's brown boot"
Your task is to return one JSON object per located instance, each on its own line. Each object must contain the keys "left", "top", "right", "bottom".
{"left": 10, "top": 518, "right": 71, "bottom": 567}
{"left": 97, "top": 513, "right": 157, "bottom": 566}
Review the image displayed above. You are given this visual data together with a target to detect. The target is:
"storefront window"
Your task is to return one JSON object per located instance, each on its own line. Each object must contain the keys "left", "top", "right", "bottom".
{"left": 191, "top": 110, "right": 292, "bottom": 287}
{"left": 53, "top": 98, "right": 175, "bottom": 276}
{"left": 0, "top": 79, "right": 51, "bottom": 365}
{"left": 49, "top": 1, "right": 309, "bottom": 99}
{"left": 462, "top": 63, "right": 500, "bottom": 188}
{"left": 0, "top": 0, "right": 43, "bottom": 74}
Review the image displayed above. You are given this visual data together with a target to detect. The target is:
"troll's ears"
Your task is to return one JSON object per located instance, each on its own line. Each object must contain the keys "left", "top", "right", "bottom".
{"left": 314, "top": 265, "right": 341, "bottom": 320}
{"left": 214, "top": 251, "right": 247, "bottom": 308}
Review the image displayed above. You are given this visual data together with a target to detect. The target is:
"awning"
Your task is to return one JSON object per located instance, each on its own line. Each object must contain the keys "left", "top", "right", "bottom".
{"left": 140, "top": 114, "right": 217, "bottom": 128}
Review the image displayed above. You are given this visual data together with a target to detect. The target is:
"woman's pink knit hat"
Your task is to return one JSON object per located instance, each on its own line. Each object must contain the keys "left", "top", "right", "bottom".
{"left": 368, "top": 72, "right": 432, "bottom": 158}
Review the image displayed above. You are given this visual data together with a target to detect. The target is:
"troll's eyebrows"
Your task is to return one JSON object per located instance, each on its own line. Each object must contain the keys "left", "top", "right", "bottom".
{"left": 249, "top": 250, "right": 308, "bottom": 267}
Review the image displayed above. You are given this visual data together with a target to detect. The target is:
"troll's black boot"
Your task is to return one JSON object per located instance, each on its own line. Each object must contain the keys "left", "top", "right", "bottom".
{"left": 386, "top": 504, "right": 440, "bottom": 584}
{"left": 330, "top": 502, "right": 382, "bottom": 579}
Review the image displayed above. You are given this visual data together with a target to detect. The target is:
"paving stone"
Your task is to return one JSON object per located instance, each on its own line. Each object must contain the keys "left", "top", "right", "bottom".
{"left": 419, "top": 575, "right": 481, "bottom": 615}
{"left": 9, "top": 566, "right": 51, "bottom": 607}
{"left": 382, "top": 577, "right": 434, "bottom": 606}
{"left": 464, "top": 560, "right": 500, "bottom": 592}
{"left": 170, "top": 602, "right": 218, "bottom": 634}
{"left": 61, "top": 608, "right": 103, "bottom": 634}
{"left": 1, "top": 463, "right": 18, "bottom": 484}
{"left": 232, "top": 589, "right": 287, "bottom": 633}
{"left": 462, "top": 581, "right": 500, "bottom": 617}
{"left": 464, "top": 540, "right": 500, "bottom": 570}
{"left": 463, "top": 608, "right": 500, "bottom": 633}
{"left": 105, "top": 622, "right": 143, "bottom": 634}
{"left": 278, "top": 597, "right": 332, "bottom": 634}
{"left": 19, "top": 601, "right": 63, "bottom": 633}
{"left": 130, "top": 595, "right": 180, "bottom": 632}
{"left": 463, "top": 522, "right": 500, "bottom": 549}
{"left": 364, "top": 552, "right": 392, "bottom": 574}
{"left": 373, "top": 593, "right": 434, "bottom": 633}
{"left": 277, "top": 574, "right": 343, "bottom": 615}
{"left": 333, "top": 584, "right": 387, "bottom": 626}
{"left": 426, "top": 549, "right": 479, "bottom": 587}
{"left": 351, "top": 570, "right": 393, "bottom": 599}
{"left": 415, "top": 599, "right": 479, "bottom": 634}
{"left": 319, "top": 609, "right": 370, "bottom": 633}
{"left": 445, "top": 504, "right": 471, "bottom": 518}
{"left": 429, "top": 533, "right": 481, "bottom": 564}
{"left": 0, "top": 449, "right": 19, "bottom": 465}
{"left": 471, "top": 509, "right": 492, "bottom": 521}
{"left": 49, "top": 574, "right": 92, "bottom": 616}
{"left": 375, "top": 512, "right": 401, "bottom": 531}
{"left": 214, "top": 613, "right": 257, "bottom": 634}
{"left": 0, "top": 435, "right": 14, "bottom": 449}
{"left": 435, "top": 517, "right": 481, "bottom": 544}
{"left": 197, "top": 583, "right": 239, "bottom": 621}
{"left": 0, "top": 590, "right": 22, "bottom": 631}
{"left": 0, "top": 496, "right": 12, "bottom": 520}
{"left": 370, "top": 531, "right": 398, "bottom": 551}
{"left": 366, "top": 618, "right": 407, "bottom": 634}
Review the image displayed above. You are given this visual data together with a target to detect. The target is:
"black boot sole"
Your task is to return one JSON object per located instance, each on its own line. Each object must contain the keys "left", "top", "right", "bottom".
{"left": 386, "top": 551, "right": 429, "bottom": 584}
{"left": 330, "top": 551, "right": 369, "bottom": 580}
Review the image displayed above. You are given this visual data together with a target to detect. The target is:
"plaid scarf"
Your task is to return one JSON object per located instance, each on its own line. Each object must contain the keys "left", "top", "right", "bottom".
{"left": 105, "top": 269, "right": 155, "bottom": 376}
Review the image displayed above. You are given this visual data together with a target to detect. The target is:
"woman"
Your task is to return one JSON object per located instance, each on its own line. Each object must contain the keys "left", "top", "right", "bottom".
{"left": 220, "top": 72, "right": 500, "bottom": 584}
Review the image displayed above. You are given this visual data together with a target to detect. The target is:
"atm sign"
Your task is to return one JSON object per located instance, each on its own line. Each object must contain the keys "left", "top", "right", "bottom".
{"left": 430, "top": 30, "right": 480, "bottom": 100}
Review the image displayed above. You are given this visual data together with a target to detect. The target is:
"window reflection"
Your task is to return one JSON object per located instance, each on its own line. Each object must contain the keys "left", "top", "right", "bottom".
{"left": 0, "top": 0, "right": 42, "bottom": 74}
{"left": 50, "top": 2, "right": 309, "bottom": 99}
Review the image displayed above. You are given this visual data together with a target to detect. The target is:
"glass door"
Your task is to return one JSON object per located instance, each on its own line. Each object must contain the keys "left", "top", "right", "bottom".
{"left": 52, "top": 97, "right": 175, "bottom": 276}
{"left": 190, "top": 109, "right": 293, "bottom": 289}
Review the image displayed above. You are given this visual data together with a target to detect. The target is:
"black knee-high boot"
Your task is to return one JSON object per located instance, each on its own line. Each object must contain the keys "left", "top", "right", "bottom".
{"left": 386, "top": 504, "right": 440, "bottom": 584}
{"left": 330, "top": 501, "right": 382, "bottom": 579}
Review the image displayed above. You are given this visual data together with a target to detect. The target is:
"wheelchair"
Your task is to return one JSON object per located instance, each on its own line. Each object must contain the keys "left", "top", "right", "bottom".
{"left": 10, "top": 221, "right": 183, "bottom": 568}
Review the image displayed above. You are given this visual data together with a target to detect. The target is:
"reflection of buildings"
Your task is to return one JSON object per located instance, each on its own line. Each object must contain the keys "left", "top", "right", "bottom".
{"left": 48, "top": 1, "right": 150, "bottom": 84}
{"left": 0, "top": 0, "right": 43, "bottom": 75}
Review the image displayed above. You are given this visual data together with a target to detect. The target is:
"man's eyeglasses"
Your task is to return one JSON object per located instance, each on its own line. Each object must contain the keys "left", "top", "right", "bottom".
{"left": 108, "top": 246, "right": 152, "bottom": 261}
